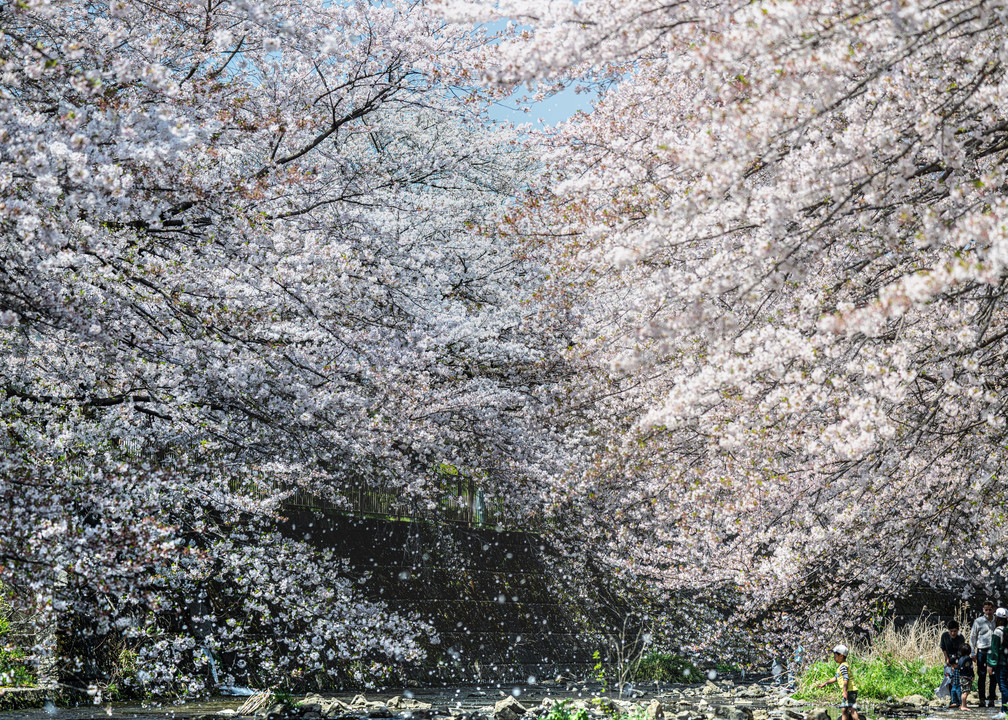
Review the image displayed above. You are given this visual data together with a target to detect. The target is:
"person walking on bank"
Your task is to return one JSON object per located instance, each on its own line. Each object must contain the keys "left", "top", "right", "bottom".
{"left": 987, "top": 608, "right": 1008, "bottom": 716}
{"left": 816, "top": 645, "right": 860, "bottom": 720}
{"left": 972, "top": 601, "right": 998, "bottom": 707}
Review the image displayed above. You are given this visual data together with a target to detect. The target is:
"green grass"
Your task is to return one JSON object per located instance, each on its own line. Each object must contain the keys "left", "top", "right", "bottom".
{"left": 634, "top": 652, "right": 701, "bottom": 683}
{"left": 795, "top": 656, "right": 943, "bottom": 702}
{"left": 715, "top": 662, "right": 743, "bottom": 675}
{"left": 0, "top": 646, "right": 35, "bottom": 687}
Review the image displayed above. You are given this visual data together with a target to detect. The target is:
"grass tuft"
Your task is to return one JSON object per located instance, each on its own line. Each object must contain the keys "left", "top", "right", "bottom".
{"left": 0, "top": 587, "right": 36, "bottom": 688}
{"left": 542, "top": 700, "right": 590, "bottom": 720}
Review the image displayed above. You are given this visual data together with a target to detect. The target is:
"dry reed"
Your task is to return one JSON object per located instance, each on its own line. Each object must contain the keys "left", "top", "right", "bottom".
{"left": 841, "top": 604, "right": 977, "bottom": 666}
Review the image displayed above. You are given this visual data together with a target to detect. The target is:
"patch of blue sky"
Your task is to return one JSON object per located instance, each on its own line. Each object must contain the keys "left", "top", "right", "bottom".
{"left": 486, "top": 83, "right": 597, "bottom": 127}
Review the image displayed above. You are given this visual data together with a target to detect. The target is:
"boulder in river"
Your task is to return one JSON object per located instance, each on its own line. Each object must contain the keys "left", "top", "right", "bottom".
{"left": 300, "top": 695, "right": 349, "bottom": 718}
{"left": 804, "top": 709, "right": 829, "bottom": 720}
{"left": 897, "top": 695, "right": 928, "bottom": 708}
{"left": 388, "top": 697, "right": 434, "bottom": 712}
{"left": 263, "top": 704, "right": 294, "bottom": 720}
{"left": 715, "top": 704, "right": 752, "bottom": 720}
{"left": 645, "top": 700, "right": 664, "bottom": 720}
{"left": 494, "top": 696, "right": 527, "bottom": 720}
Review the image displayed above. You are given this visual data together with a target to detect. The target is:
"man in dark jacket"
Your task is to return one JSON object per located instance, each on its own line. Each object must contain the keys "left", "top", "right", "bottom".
{"left": 943, "top": 620, "right": 966, "bottom": 666}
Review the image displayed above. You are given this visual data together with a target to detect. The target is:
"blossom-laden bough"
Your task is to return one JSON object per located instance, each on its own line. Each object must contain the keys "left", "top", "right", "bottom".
{"left": 444, "top": 0, "right": 1008, "bottom": 650}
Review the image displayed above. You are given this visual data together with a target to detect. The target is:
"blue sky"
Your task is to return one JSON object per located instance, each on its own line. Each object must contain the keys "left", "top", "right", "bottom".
{"left": 486, "top": 83, "right": 596, "bottom": 126}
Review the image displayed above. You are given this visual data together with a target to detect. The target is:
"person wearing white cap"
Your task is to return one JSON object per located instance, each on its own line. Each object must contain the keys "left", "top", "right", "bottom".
{"left": 815, "top": 644, "right": 859, "bottom": 720}
{"left": 986, "top": 607, "right": 1008, "bottom": 715}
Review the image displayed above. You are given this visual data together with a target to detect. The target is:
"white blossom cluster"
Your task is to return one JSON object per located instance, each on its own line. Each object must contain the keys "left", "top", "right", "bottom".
{"left": 13, "top": 0, "right": 1008, "bottom": 684}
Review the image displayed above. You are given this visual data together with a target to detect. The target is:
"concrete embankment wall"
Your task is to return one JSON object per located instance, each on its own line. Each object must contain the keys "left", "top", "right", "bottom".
{"left": 892, "top": 587, "right": 1003, "bottom": 627}
{"left": 281, "top": 511, "right": 620, "bottom": 686}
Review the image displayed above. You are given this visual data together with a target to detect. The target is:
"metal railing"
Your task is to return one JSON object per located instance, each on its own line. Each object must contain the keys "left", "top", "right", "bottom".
{"left": 114, "top": 437, "right": 505, "bottom": 527}
{"left": 282, "top": 475, "right": 504, "bottom": 526}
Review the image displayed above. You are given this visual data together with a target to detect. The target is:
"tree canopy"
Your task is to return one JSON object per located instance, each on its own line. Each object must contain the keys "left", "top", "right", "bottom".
{"left": 5, "top": 0, "right": 1008, "bottom": 691}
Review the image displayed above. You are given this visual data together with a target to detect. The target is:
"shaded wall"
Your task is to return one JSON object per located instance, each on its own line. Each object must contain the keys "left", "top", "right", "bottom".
{"left": 282, "top": 511, "right": 620, "bottom": 686}
{"left": 893, "top": 586, "right": 1002, "bottom": 626}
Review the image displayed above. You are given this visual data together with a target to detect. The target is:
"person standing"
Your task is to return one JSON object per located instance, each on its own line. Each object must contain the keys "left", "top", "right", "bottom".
{"left": 816, "top": 644, "right": 859, "bottom": 720}
{"left": 942, "top": 620, "right": 966, "bottom": 666}
{"left": 958, "top": 644, "right": 975, "bottom": 711}
{"left": 940, "top": 619, "right": 966, "bottom": 706}
{"left": 986, "top": 608, "right": 1008, "bottom": 715}
{"left": 972, "top": 601, "right": 997, "bottom": 707}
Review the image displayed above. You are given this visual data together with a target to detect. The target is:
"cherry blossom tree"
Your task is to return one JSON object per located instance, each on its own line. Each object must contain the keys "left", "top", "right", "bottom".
{"left": 0, "top": 0, "right": 562, "bottom": 691}
{"left": 450, "top": 0, "right": 1008, "bottom": 646}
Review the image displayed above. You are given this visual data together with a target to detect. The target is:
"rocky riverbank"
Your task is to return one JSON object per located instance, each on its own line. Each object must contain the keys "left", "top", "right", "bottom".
{"left": 0, "top": 680, "right": 974, "bottom": 720}
{"left": 219, "top": 680, "right": 964, "bottom": 720}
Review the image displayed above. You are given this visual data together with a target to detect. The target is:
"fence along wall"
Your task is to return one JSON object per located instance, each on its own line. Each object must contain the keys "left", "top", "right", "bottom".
{"left": 246, "top": 467, "right": 620, "bottom": 685}
{"left": 116, "top": 437, "right": 504, "bottom": 527}
{"left": 283, "top": 474, "right": 506, "bottom": 526}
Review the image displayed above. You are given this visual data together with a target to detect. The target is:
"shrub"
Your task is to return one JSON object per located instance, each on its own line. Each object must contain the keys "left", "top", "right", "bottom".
{"left": 542, "top": 700, "right": 590, "bottom": 720}
{"left": 795, "top": 611, "right": 966, "bottom": 701}
{"left": 544, "top": 700, "right": 648, "bottom": 720}
{"left": 868, "top": 612, "right": 950, "bottom": 666}
{"left": 635, "top": 652, "right": 701, "bottom": 683}
{"left": 0, "top": 646, "right": 35, "bottom": 688}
